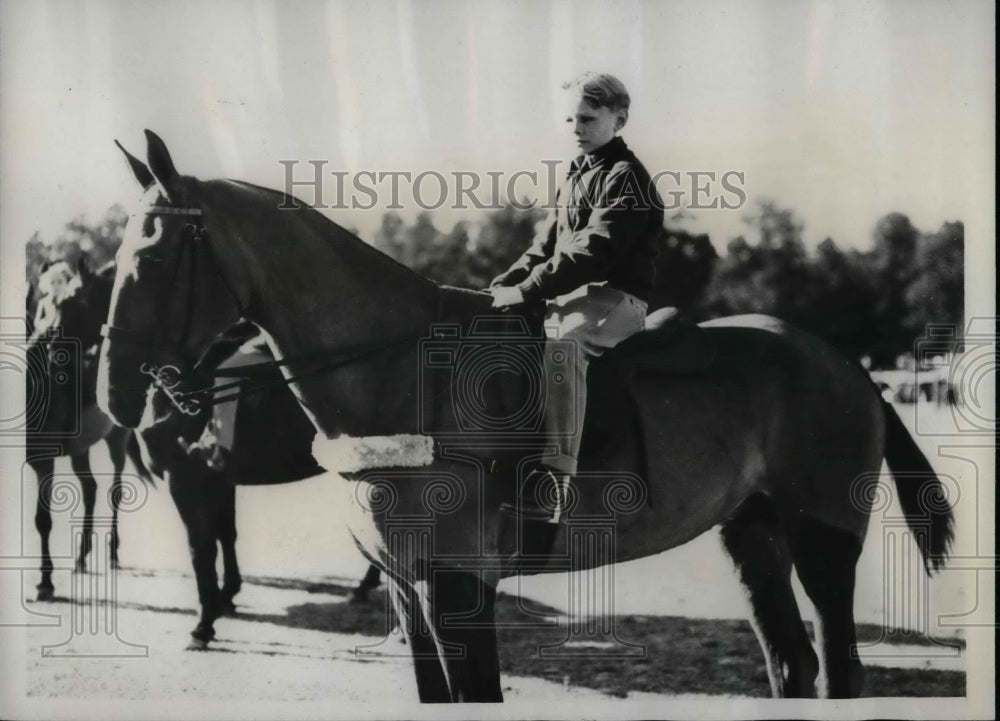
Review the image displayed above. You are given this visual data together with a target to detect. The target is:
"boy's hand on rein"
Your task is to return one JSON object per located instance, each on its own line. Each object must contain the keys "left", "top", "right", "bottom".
{"left": 490, "top": 286, "right": 524, "bottom": 308}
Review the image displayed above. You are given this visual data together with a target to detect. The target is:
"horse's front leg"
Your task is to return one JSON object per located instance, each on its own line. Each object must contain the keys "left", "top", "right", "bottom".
{"left": 168, "top": 470, "right": 223, "bottom": 649}
{"left": 387, "top": 577, "right": 451, "bottom": 702}
{"left": 423, "top": 569, "right": 504, "bottom": 703}
{"left": 351, "top": 564, "right": 383, "bottom": 603}
{"left": 69, "top": 451, "right": 97, "bottom": 573}
{"left": 32, "top": 457, "right": 56, "bottom": 600}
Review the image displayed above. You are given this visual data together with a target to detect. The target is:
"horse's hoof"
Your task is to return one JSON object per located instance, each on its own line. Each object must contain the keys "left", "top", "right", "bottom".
{"left": 36, "top": 587, "right": 55, "bottom": 602}
{"left": 186, "top": 637, "right": 210, "bottom": 651}
{"left": 73, "top": 563, "right": 87, "bottom": 574}
{"left": 190, "top": 624, "right": 216, "bottom": 649}
{"left": 110, "top": 559, "right": 121, "bottom": 571}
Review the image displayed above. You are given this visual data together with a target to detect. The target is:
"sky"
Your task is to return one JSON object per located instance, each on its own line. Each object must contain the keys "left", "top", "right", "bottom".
{"left": 0, "top": 0, "right": 994, "bottom": 262}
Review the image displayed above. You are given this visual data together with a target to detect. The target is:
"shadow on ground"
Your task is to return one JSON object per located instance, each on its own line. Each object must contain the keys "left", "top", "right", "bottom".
{"left": 31, "top": 572, "right": 965, "bottom": 697}
{"left": 34, "top": 571, "right": 961, "bottom": 698}
{"left": 229, "top": 575, "right": 965, "bottom": 698}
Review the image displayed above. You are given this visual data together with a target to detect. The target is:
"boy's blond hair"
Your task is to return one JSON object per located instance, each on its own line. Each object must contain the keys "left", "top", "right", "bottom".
{"left": 562, "top": 72, "right": 631, "bottom": 113}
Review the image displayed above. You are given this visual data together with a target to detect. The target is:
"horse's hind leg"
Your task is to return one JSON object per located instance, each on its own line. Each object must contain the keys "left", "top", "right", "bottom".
{"left": 788, "top": 519, "right": 865, "bottom": 698}
{"left": 720, "top": 494, "right": 819, "bottom": 697}
{"left": 69, "top": 451, "right": 97, "bottom": 573}
{"left": 32, "top": 457, "right": 56, "bottom": 600}
{"left": 106, "top": 428, "right": 129, "bottom": 569}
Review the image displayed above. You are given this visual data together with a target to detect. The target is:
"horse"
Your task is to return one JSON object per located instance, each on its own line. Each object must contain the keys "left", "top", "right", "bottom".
{"left": 25, "top": 262, "right": 150, "bottom": 601}
{"left": 98, "top": 131, "right": 954, "bottom": 701}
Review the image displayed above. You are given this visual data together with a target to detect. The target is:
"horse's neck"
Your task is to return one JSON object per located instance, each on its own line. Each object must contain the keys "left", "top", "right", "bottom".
{"left": 207, "top": 181, "right": 442, "bottom": 436}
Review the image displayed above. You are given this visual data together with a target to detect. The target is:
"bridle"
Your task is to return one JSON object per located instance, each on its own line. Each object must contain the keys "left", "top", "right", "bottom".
{"left": 100, "top": 204, "right": 234, "bottom": 415}
{"left": 101, "top": 204, "right": 429, "bottom": 417}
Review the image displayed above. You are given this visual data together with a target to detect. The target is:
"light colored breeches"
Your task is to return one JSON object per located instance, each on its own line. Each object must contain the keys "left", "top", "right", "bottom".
{"left": 541, "top": 283, "right": 647, "bottom": 475}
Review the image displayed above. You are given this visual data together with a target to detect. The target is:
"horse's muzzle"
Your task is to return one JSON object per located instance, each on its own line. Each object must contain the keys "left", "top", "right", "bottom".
{"left": 96, "top": 339, "right": 151, "bottom": 429}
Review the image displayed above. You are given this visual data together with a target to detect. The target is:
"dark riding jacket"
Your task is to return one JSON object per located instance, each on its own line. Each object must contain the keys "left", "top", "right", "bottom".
{"left": 491, "top": 136, "right": 663, "bottom": 304}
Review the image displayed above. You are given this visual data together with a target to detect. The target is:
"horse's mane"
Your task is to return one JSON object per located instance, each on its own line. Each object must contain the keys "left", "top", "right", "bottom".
{"left": 211, "top": 179, "right": 441, "bottom": 292}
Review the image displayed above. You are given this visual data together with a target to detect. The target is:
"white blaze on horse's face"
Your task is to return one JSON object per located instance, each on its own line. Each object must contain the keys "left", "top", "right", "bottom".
{"left": 119, "top": 209, "right": 165, "bottom": 280}
{"left": 100, "top": 131, "right": 244, "bottom": 428}
{"left": 99, "top": 188, "right": 191, "bottom": 428}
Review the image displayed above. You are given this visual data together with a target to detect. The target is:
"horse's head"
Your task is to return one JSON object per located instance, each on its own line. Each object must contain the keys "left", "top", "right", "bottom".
{"left": 98, "top": 131, "right": 246, "bottom": 428}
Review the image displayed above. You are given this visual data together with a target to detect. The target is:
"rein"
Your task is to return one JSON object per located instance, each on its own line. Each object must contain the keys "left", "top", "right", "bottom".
{"left": 103, "top": 204, "right": 437, "bottom": 416}
{"left": 177, "top": 331, "right": 426, "bottom": 410}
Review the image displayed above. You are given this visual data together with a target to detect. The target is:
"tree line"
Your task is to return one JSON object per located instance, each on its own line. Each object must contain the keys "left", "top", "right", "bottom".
{"left": 26, "top": 199, "right": 962, "bottom": 369}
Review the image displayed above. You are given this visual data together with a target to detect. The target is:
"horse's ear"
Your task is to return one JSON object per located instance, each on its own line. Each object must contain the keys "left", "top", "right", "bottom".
{"left": 144, "top": 129, "right": 182, "bottom": 202}
{"left": 114, "top": 139, "right": 154, "bottom": 189}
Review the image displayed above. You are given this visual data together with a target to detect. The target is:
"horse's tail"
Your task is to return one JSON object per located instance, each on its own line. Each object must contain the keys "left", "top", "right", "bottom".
{"left": 126, "top": 431, "right": 156, "bottom": 486}
{"left": 881, "top": 399, "right": 954, "bottom": 574}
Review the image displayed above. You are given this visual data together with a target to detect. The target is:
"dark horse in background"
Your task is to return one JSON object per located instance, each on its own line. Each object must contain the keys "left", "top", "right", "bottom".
{"left": 134, "top": 317, "right": 383, "bottom": 647}
{"left": 36, "top": 263, "right": 382, "bottom": 646}
{"left": 100, "top": 132, "right": 955, "bottom": 701}
{"left": 26, "top": 260, "right": 150, "bottom": 600}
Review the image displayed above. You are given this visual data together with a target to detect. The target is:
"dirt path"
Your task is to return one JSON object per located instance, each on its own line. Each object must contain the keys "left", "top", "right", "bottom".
{"left": 7, "top": 403, "right": 976, "bottom": 716}
{"left": 18, "top": 565, "right": 963, "bottom": 710}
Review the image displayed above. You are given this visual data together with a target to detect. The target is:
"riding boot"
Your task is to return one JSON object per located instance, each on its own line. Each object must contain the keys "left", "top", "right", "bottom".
{"left": 498, "top": 466, "right": 569, "bottom": 562}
